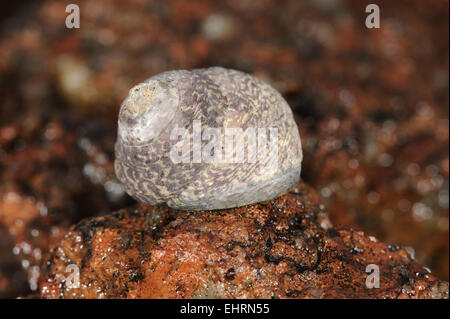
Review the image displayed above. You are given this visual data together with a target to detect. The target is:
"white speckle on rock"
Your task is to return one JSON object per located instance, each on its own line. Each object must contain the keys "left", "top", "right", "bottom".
{"left": 201, "top": 13, "right": 236, "bottom": 42}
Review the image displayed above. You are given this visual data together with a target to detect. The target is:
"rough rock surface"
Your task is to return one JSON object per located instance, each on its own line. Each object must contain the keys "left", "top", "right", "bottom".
{"left": 40, "top": 182, "right": 448, "bottom": 299}
{"left": 0, "top": 109, "right": 130, "bottom": 297}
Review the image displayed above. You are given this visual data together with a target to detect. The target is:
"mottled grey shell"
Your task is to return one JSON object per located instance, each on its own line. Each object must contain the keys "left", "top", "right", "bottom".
{"left": 115, "top": 67, "right": 302, "bottom": 210}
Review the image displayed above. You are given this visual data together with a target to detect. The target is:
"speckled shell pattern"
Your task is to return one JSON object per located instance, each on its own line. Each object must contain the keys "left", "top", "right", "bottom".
{"left": 115, "top": 67, "right": 302, "bottom": 210}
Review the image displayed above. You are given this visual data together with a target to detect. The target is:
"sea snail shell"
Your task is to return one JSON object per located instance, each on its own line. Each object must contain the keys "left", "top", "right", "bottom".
{"left": 115, "top": 67, "right": 303, "bottom": 210}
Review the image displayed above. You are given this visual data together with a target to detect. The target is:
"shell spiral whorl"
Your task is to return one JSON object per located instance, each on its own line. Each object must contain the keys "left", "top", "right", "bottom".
{"left": 115, "top": 67, "right": 303, "bottom": 210}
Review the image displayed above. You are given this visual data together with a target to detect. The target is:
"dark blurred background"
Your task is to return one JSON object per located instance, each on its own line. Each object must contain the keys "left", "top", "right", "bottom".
{"left": 0, "top": 0, "right": 448, "bottom": 297}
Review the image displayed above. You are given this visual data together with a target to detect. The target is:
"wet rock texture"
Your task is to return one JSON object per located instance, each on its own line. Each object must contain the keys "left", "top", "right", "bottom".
{"left": 0, "top": 109, "right": 130, "bottom": 297}
{"left": 40, "top": 182, "right": 448, "bottom": 299}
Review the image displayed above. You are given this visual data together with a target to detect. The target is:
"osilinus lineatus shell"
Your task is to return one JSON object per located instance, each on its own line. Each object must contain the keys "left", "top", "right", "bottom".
{"left": 114, "top": 67, "right": 303, "bottom": 210}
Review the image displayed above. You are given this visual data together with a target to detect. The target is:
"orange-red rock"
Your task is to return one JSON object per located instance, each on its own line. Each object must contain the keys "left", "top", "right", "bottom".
{"left": 40, "top": 182, "right": 448, "bottom": 299}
